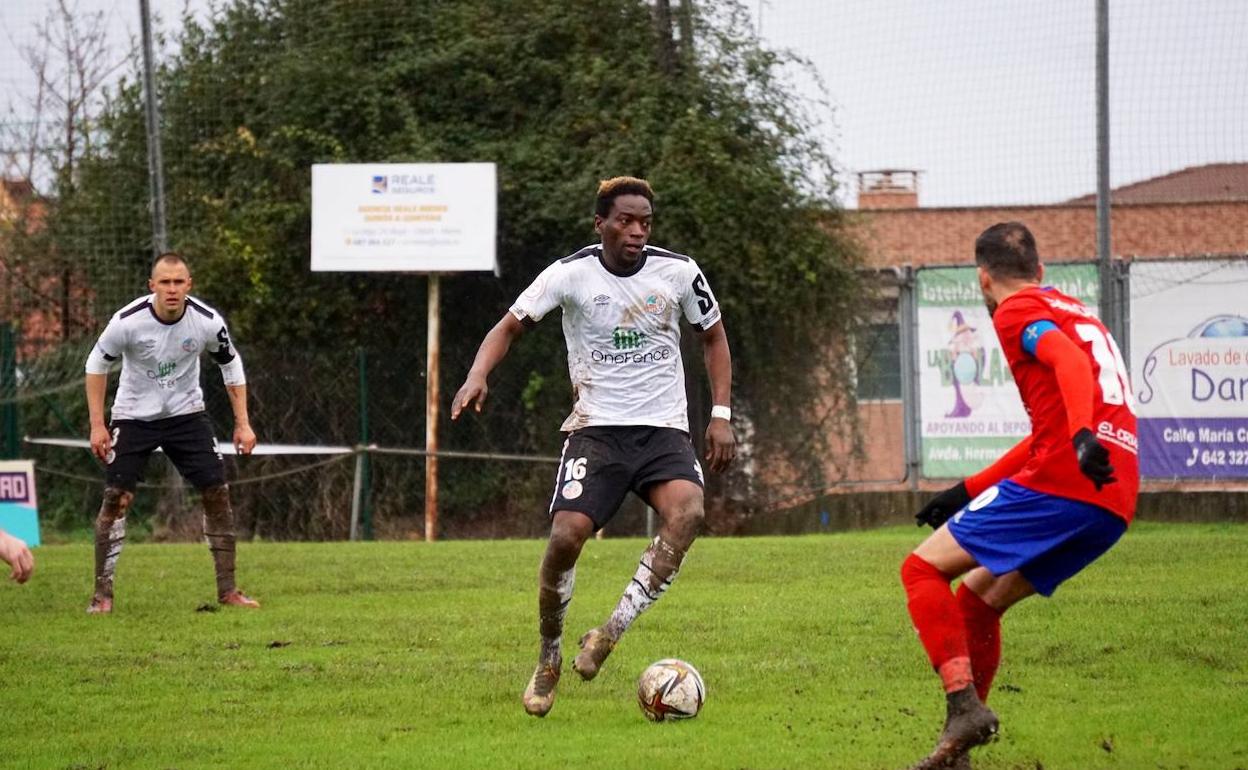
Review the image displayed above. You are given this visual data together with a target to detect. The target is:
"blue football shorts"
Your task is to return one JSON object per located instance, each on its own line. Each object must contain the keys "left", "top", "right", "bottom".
{"left": 947, "top": 479, "right": 1127, "bottom": 597}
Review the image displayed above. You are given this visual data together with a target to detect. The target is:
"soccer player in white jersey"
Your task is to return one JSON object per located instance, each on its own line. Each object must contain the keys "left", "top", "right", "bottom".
{"left": 83, "top": 252, "right": 259, "bottom": 613}
{"left": 451, "top": 177, "right": 736, "bottom": 717}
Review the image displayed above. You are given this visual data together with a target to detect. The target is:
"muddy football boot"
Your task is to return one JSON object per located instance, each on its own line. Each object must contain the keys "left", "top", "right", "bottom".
{"left": 911, "top": 686, "right": 997, "bottom": 769}
{"left": 522, "top": 654, "right": 562, "bottom": 717}
{"left": 572, "top": 627, "right": 617, "bottom": 681}
{"left": 86, "top": 595, "right": 113, "bottom": 614}
{"left": 219, "top": 589, "right": 260, "bottom": 608}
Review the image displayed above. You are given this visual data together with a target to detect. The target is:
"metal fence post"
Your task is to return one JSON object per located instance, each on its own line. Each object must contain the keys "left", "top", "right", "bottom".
{"left": 1096, "top": 0, "right": 1116, "bottom": 342}
{"left": 898, "top": 266, "right": 921, "bottom": 489}
{"left": 357, "top": 347, "right": 372, "bottom": 539}
{"left": 424, "top": 274, "right": 441, "bottom": 542}
{"left": 1, "top": 322, "right": 18, "bottom": 459}
{"left": 1116, "top": 259, "right": 1132, "bottom": 369}
{"left": 349, "top": 449, "right": 364, "bottom": 541}
{"left": 138, "top": 0, "right": 168, "bottom": 256}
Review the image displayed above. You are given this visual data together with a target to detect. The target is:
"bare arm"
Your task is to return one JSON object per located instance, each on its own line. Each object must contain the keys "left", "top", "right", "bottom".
{"left": 85, "top": 372, "right": 111, "bottom": 460}
{"left": 226, "top": 383, "right": 256, "bottom": 454}
{"left": 699, "top": 320, "right": 736, "bottom": 473}
{"left": 451, "top": 313, "right": 529, "bottom": 420}
{"left": 0, "top": 528, "right": 34, "bottom": 583}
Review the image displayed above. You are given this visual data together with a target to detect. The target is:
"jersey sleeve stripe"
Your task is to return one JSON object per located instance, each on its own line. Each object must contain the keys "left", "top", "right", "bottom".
{"left": 560, "top": 245, "right": 599, "bottom": 263}
{"left": 184, "top": 297, "right": 216, "bottom": 318}
{"left": 118, "top": 300, "right": 152, "bottom": 319}
{"left": 646, "top": 245, "right": 690, "bottom": 261}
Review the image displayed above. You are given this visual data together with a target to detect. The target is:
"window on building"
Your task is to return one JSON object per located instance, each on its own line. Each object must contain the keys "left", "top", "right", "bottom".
{"left": 855, "top": 322, "right": 902, "bottom": 400}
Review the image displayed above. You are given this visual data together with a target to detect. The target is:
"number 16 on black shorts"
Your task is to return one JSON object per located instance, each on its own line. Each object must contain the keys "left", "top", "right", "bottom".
{"left": 547, "top": 426, "right": 701, "bottom": 531}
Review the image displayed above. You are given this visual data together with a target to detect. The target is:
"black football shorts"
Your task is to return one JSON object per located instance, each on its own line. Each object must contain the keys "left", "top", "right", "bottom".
{"left": 547, "top": 425, "right": 704, "bottom": 530}
{"left": 106, "top": 412, "right": 225, "bottom": 491}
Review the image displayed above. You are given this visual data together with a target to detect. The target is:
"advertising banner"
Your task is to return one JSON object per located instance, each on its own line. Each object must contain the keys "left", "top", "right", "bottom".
{"left": 311, "top": 163, "right": 497, "bottom": 272}
{"left": 1130, "top": 259, "right": 1248, "bottom": 478}
{"left": 917, "top": 264, "right": 1099, "bottom": 477}
{"left": 0, "top": 460, "right": 39, "bottom": 546}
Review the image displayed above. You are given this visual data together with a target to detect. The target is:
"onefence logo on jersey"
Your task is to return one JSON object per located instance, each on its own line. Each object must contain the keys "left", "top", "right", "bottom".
{"left": 146, "top": 360, "right": 179, "bottom": 389}
{"left": 591, "top": 346, "right": 673, "bottom": 365}
{"left": 612, "top": 327, "right": 647, "bottom": 350}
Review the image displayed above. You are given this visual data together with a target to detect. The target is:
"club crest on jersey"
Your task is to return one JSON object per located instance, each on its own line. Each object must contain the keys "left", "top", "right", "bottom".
{"left": 523, "top": 275, "right": 547, "bottom": 299}
{"left": 181, "top": 337, "right": 199, "bottom": 353}
{"left": 644, "top": 293, "right": 668, "bottom": 315}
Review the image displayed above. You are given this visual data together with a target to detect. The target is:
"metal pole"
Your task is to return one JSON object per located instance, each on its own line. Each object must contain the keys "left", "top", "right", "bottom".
{"left": 0, "top": 323, "right": 17, "bottom": 459}
{"left": 899, "top": 267, "right": 921, "bottom": 488}
{"left": 349, "top": 451, "right": 364, "bottom": 541}
{"left": 356, "top": 348, "right": 372, "bottom": 539}
{"left": 138, "top": 0, "right": 167, "bottom": 255}
{"left": 1096, "top": 0, "right": 1112, "bottom": 333}
{"left": 424, "top": 275, "right": 441, "bottom": 541}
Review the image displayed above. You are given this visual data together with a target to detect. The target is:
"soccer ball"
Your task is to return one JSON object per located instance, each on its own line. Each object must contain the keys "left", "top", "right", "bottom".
{"left": 637, "top": 658, "right": 706, "bottom": 721}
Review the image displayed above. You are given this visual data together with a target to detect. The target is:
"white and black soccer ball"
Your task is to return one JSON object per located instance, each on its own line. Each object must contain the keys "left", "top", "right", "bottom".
{"left": 637, "top": 658, "right": 705, "bottom": 721}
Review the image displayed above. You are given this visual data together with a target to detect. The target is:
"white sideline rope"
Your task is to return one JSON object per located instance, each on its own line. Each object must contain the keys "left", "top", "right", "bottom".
{"left": 24, "top": 436, "right": 354, "bottom": 456}
{"left": 23, "top": 436, "right": 559, "bottom": 463}
{"left": 32, "top": 454, "right": 354, "bottom": 488}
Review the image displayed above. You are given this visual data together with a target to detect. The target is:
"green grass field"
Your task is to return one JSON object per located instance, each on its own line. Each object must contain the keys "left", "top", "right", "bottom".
{"left": 2, "top": 523, "right": 1246, "bottom": 770}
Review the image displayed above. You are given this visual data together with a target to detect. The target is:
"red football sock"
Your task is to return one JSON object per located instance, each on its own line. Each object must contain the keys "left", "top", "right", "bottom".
{"left": 901, "top": 553, "right": 972, "bottom": 693}
{"left": 956, "top": 582, "right": 1003, "bottom": 701}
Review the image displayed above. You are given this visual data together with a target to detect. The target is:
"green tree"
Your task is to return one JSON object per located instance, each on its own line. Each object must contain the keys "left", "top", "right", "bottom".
{"left": 44, "top": 0, "right": 865, "bottom": 536}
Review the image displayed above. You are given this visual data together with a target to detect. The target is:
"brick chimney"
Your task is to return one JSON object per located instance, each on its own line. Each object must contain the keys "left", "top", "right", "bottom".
{"left": 857, "top": 169, "right": 920, "bottom": 209}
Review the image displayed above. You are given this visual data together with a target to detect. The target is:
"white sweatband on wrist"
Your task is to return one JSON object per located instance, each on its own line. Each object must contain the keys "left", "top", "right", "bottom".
{"left": 710, "top": 405, "right": 732, "bottom": 421}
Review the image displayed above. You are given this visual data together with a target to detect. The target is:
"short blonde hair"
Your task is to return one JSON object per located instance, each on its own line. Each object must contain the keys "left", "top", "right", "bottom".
{"left": 595, "top": 176, "right": 654, "bottom": 217}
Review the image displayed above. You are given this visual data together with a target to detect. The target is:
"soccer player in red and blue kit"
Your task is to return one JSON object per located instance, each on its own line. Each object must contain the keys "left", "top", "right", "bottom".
{"left": 901, "top": 222, "right": 1139, "bottom": 770}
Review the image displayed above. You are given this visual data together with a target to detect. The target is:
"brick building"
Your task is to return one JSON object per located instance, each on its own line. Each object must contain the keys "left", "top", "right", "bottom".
{"left": 0, "top": 177, "right": 91, "bottom": 354}
{"left": 854, "top": 163, "right": 1248, "bottom": 267}
{"left": 828, "top": 163, "right": 1248, "bottom": 495}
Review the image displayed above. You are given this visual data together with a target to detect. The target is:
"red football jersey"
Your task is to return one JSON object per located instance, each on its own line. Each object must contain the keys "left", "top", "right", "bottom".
{"left": 992, "top": 286, "right": 1139, "bottom": 522}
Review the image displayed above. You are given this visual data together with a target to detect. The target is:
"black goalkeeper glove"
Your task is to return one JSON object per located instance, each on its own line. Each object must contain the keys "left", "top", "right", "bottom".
{"left": 1073, "top": 427, "right": 1116, "bottom": 490}
{"left": 915, "top": 481, "right": 972, "bottom": 529}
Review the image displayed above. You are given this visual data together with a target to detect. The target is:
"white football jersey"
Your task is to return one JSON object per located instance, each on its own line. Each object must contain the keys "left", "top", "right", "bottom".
{"left": 510, "top": 244, "right": 722, "bottom": 432}
{"left": 85, "top": 294, "right": 246, "bottom": 421}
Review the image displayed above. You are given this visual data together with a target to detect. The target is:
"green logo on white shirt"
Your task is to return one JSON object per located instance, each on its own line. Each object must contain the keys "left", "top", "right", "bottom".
{"left": 612, "top": 327, "right": 647, "bottom": 350}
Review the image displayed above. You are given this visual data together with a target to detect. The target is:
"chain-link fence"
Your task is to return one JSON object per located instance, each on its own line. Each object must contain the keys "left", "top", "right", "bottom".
{"left": 752, "top": 0, "right": 1247, "bottom": 209}
{"left": 3, "top": 1, "right": 1245, "bottom": 539}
